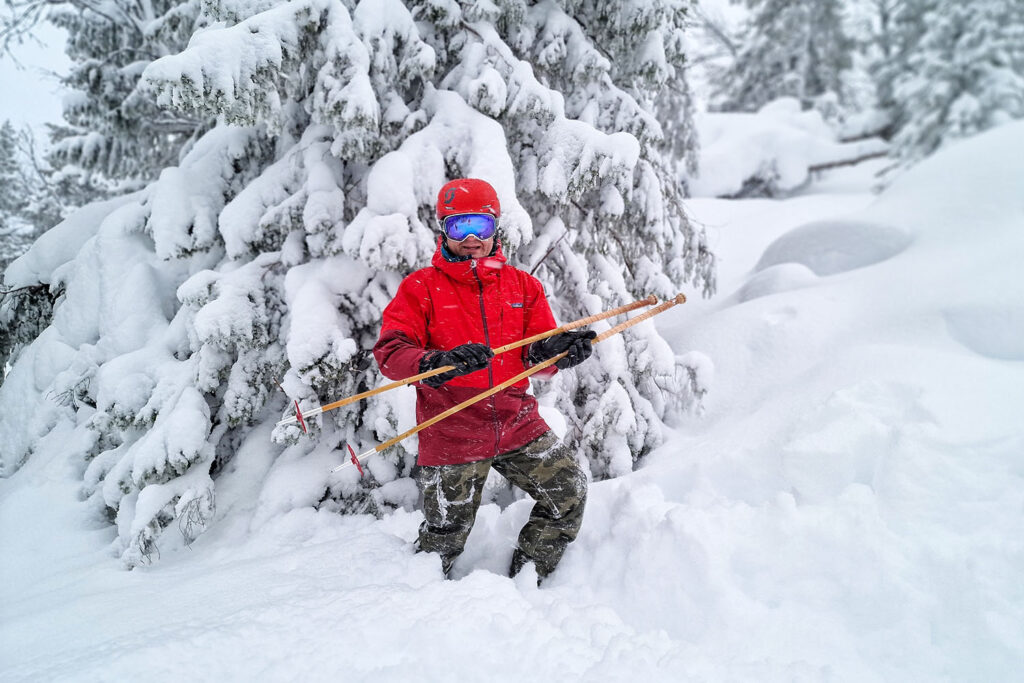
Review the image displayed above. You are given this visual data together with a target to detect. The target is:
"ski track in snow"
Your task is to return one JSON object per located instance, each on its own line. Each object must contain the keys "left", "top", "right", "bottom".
{"left": 4, "top": 129, "right": 1024, "bottom": 681}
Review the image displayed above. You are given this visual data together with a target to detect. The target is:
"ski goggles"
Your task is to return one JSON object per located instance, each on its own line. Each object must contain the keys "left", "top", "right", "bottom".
{"left": 440, "top": 213, "right": 498, "bottom": 241}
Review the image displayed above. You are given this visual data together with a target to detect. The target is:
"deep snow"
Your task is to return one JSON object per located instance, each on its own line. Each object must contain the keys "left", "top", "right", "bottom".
{"left": 3, "top": 123, "right": 1024, "bottom": 682}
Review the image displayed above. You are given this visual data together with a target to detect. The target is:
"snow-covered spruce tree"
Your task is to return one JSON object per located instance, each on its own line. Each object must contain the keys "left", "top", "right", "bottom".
{"left": 0, "top": 122, "right": 92, "bottom": 376}
{"left": 0, "top": 121, "right": 26, "bottom": 216}
{"left": 0, "top": 120, "right": 45, "bottom": 373}
{"left": 0, "top": 121, "right": 31, "bottom": 271}
{"left": 0, "top": 0, "right": 714, "bottom": 566}
{"left": 42, "top": 0, "right": 209, "bottom": 197}
{"left": 714, "top": 0, "right": 855, "bottom": 114}
{"left": 0, "top": 0, "right": 205, "bottom": 382}
{"left": 873, "top": 0, "right": 1024, "bottom": 166}
{"left": 11, "top": 131, "right": 70, "bottom": 240}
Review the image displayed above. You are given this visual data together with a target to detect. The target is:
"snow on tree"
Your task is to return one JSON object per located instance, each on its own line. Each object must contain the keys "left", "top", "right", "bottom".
{"left": 0, "top": 0, "right": 715, "bottom": 566}
{"left": 0, "top": 121, "right": 26, "bottom": 212}
{"left": 0, "top": 122, "right": 50, "bottom": 373}
{"left": 0, "top": 121, "right": 31, "bottom": 271}
{"left": 0, "top": 121, "right": 64, "bottom": 278}
{"left": 714, "top": 0, "right": 855, "bottom": 116}
{"left": 3, "top": 0, "right": 209, "bottom": 199}
{"left": 874, "top": 0, "right": 1024, "bottom": 166}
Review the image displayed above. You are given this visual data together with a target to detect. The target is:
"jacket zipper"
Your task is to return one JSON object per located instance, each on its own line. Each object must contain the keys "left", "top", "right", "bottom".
{"left": 471, "top": 260, "right": 501, "bottom": 456}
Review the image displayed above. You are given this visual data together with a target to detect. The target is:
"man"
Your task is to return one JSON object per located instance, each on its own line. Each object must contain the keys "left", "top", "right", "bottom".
{"left": 373, "top": 178, "right": 595, "bottom": 582}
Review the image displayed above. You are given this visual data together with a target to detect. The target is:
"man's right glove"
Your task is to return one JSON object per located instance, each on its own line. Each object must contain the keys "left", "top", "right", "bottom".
{"left": 419, "top": 343, "right": 494, "bottom": 388}
{"left": 527, "top": 329, "right": 597, "bottom": 370}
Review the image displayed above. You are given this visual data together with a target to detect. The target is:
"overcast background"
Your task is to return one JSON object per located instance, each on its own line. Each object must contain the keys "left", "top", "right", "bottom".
{"left": 0, "top": 24, "right": 69, "bottom": 140}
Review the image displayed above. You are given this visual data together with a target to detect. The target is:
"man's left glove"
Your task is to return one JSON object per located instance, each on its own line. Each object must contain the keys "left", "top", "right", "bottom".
{"left": 419, "top": 343, "right": 494, "bottom": 388}
{"left": 527, "top": 329, "right": 596, "bottom": 370}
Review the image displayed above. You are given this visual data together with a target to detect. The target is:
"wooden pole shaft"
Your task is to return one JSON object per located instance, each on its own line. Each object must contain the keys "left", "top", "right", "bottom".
{"left": 333, "top": 292, "right": 687, "bottom": 472}
{"left": 490, "top": 294, "right": 657, "bottom": 355}
{"left": 280, "top": 295, "right": 658, "bottom": 425}
{"left": 336, "top": 352, "right": 566, "bottom": 470}
{"left": 594, "top": 293, "right": 686, "bottom": 344}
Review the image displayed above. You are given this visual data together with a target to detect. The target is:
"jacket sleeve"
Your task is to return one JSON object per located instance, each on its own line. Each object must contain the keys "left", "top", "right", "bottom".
{"left": 521, "top": 274, "right": 560, "bottom": 378}
{"left": 373, "top": 274, "right": 432, "bottom": 381}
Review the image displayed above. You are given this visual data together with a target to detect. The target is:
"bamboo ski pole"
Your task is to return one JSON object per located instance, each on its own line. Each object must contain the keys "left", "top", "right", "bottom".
{"left": 277, "top": 295, "right": 658, "bottom": 431}
{"left": 334, "top": 293, "right": 686, "bottom": 475}
{"left": 489, "top": 293, "right": 658, "bottom": 355}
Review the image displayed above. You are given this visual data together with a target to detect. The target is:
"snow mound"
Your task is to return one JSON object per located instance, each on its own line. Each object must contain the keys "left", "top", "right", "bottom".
{"left": 780, "top": 380, "right": 927, "bottom": 504}
{"left": 655, "top": 118, "right": 1024, "bottom": 682}
{"left": 880, "top": 120, "right": 1024, "bottom": 221}
{"left": 755, "top": 219, "right": 912, "bottom": 276}
{"left": 736, "top": 262, "right": 817, "bottom": 302}
{"left": 4, "top": 192, "right": 143, "bottom": 288}
{"left": 944, "top": 305, "right": 1024, "bottom": 361}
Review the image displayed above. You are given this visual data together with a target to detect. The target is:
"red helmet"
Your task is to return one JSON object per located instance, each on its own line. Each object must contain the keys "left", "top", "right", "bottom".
{"left": 435, "top": 178, "right": 501, "bottom": 221}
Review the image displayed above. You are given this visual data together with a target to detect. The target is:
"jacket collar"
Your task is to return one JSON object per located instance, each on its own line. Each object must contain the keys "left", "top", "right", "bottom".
{"left": 431, "top": 235, "right": 507, "bottom": 284}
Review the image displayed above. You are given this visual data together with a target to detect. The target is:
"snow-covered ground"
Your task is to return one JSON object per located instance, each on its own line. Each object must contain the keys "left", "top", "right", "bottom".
{"left": 3, "top": 124, "right": 1023, "bottom": 681}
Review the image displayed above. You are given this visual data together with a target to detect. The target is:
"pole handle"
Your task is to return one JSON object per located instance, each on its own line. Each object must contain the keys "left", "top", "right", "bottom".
{"left": 595, "top": 293, "right": 685, "bottom": 343}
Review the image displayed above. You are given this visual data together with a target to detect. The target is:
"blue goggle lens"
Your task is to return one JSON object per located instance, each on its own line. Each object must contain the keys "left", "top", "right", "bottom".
{"left": 442, "top": 213, "right": 497, "bottom": 241}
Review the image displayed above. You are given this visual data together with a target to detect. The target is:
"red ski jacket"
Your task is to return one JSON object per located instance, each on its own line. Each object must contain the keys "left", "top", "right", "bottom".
{"left": 373, "top": 237, "right": 558, "bottom": 466}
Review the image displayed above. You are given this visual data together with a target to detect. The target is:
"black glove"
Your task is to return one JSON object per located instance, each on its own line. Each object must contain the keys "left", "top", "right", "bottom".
{"left": 527, "top": 329, "right": 596, "bottom": 370}
{"left": 419, "top": 343, "right": 494, "bottom": 388}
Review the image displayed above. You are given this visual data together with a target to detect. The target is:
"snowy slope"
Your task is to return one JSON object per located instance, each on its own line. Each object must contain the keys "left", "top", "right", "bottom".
{"left": 3, "top": 124, "right": 1023, "bottom": 682}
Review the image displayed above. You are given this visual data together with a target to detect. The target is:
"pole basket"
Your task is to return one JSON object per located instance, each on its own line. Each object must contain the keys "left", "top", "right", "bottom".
{"left": 347, "top": 443, "right": 364, "bottom": 477}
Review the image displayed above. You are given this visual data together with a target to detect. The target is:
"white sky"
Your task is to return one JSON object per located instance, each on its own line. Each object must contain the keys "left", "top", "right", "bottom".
{"left": 0, "top": 23, "right": 70, "bottom": 142}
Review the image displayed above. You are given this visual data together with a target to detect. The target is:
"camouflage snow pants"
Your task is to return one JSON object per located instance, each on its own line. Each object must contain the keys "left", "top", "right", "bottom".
{"left": 414, "top": 431, "right": 588, "bottom": 579}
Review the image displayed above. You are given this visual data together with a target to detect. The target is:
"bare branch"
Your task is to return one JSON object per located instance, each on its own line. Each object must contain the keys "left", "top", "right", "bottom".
{"left": 529, "top": 229, "right": 569, "bottom": 277}
{"left": 692, "top": 5, "right": 737, "bottom": 59}
{"left": 808, "top": 150, "right": 888, "bottom": 174}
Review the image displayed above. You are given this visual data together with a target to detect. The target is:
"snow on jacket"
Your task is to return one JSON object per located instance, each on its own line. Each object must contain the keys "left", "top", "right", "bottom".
{"left": 373, "top": 237, "right": 558, "bottom": 466}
